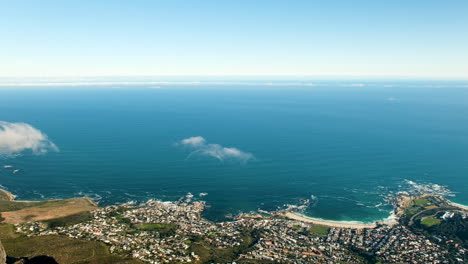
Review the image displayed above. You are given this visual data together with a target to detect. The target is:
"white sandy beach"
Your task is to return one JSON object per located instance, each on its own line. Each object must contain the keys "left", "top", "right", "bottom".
{"left": 282, "top": 212, "right": 378, "bottom": 229}
{"left": 449, "top": 201, "right": 468, "bottom": 211}
{"left": 282, "top": 211, "right": 399, "bottom": 229}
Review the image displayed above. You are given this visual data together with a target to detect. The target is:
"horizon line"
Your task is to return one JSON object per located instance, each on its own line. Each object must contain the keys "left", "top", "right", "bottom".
{"left": 1, "top": 75, "right": 468, "bottom": 82}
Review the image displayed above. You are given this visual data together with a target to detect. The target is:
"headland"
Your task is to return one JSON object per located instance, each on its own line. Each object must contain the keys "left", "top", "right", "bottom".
{"left": 0, "top": 188, "right": 97, "bottom": 224}
{"left": 0, "top": 189, "right": 15, "bottom": 201}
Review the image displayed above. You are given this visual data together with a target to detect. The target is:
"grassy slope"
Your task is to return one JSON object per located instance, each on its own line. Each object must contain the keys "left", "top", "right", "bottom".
{"left": 0, "top": 224, "right": 143, "bottom": 264}
{"left": 189, "top": 229, "right": 264, "bottom": 264}
{"left": 0, "top": 198, "right": 97, "bottom": 224}
{"left": 0, "top": 200, "right": 50, "bottom": 212}
{"left": 0, "top": 190, "right": 12, "bottom": 201}
{"left": 43, "top": 211, "right": 93, "bottom": 228}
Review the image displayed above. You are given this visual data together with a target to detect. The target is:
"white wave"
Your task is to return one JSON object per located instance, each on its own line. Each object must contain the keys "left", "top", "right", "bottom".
{"left": 403, "top": 179, "right": 452, "bottom": 196}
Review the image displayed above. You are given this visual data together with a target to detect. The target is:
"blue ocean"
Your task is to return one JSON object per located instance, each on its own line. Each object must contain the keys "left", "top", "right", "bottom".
{"left": 1, "top": 80, "right": 468, "bottom": 222}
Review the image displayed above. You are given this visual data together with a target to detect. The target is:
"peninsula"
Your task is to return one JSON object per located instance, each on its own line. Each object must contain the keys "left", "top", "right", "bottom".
{"left": 0, "top": 189, "right": 96, "bottom": 224}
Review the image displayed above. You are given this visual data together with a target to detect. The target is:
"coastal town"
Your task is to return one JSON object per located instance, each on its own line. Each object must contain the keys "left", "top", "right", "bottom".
{"left": 11, "top": 191, "right": 468, "bottom": 264}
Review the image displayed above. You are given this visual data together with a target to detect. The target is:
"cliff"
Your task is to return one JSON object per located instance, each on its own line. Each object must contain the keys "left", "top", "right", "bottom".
{"left": 0, "top": 239, "right": 5, "bottom": 264}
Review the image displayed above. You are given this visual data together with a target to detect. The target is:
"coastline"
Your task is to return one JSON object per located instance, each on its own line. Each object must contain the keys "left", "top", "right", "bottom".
{"left": 448, "top": 201, "right": 468, "bottom": 211}
{"left": 0, "top": 189, "right": 16, "bottom": 201}
{"left": 0, "top": 188, "right": 98, "bottom": 224}
{"left": 281, "top": 211, "right": 377, "bottom": 229}
{"left": 0, "top": 188, "right": 98, "bottom": 205}
{"left": 280, "top": 209, "right": 399, "bottom": 229}
{"left": 2, "top": 187, "right": 467, "bottom": 228}
{"left": 1, "top": 187, "right": 385, "bottom": 228}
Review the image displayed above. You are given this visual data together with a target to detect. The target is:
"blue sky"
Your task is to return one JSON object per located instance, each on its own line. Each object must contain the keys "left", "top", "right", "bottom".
{"left": 1, "top": 0, "right": 467, "bottom": 78}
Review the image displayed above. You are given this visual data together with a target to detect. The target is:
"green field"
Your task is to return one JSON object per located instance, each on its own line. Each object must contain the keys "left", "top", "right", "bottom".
{"left": 308, "top": 225, "right": 330, "bottom": 235}
{"left": 421, "top": 217, "right": 441, "bottom": 227}
{"left": 413, "top": 198, "right": 430, "bottom": 206}
{"left": 132, "top": 222, "right": 177, "bottom": 237}
{"left": 189, "top": 230, "right": 260, "bottom": 263}
{"left": 134, "top": 223, "right": 173, "bottom": 230}
{"left": 0, "top": 223, "right": 143, "bottom": 264}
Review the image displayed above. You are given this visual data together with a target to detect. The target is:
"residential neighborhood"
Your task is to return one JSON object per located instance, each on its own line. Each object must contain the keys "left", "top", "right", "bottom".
{"left": 15, "top": 193, "right": 467, "bottom": 263}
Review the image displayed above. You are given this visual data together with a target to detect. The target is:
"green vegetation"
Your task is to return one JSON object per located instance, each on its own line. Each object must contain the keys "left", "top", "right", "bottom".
{"left": 413, "top": 198, "right": 430, "bottom": 206}
{"left": 133, "top": 223, "right": 177, "bottom": 236}
{"left": 403, "top": 197, "right": 440, "bottom": 218}
{"left": 421, "top": 217, "right": 441, "bottom": 227}
{"left": 405, "top": 212, "right": 468, "bottom": 262}
{"left": 0, "top": 200, "right": 48, "bottom": 212}
{"left": 236, "top": 259, "right": 281, "bottom": 264}
{"left": 135, "top": 223, "right": 172, "bottom": 230}
{"left": 114, "top": 215, "right": 133, "bottom": 225}
{"left": 0, "top": 223, "right": 21, "bottom": 239}
{"left": 117, "top": 222, "right": 178, "bottom": 238}
{"left": 404, "top": 206, "right": 422, "bottom": 217}
{"left": 308, "top": 225, "right": 329, "bottom": 236}
{"left": 348, "top": 245, "right": 381, "bottom": 264}
{"left": 291, "top": 224, "right": 302, "bottom": 231}
{"left": 0, "top": 223, "right": 143, "bottom": 264}
{"left": 43, "top": 211, "right": 93, "bottom": 228}
{"left": 189, "top": 229, "right": 261, "bottom": 263}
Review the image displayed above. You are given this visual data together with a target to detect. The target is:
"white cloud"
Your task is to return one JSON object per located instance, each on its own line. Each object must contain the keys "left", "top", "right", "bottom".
{"left": 179, "top": 136, "right": 206, "bottom": 147}
{"left": 178, "top": 136, "right": 254, "bottom": 163}
{"left": 0, "top": 121, "right": 59, "bottom": 156}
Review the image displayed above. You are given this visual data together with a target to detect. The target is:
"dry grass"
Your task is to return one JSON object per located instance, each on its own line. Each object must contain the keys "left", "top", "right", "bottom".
{"left": 0, "top": 189, "right": 15, "bottom": 201}
{"left": 1, "top": 198, "right": 97, "bottom": 224}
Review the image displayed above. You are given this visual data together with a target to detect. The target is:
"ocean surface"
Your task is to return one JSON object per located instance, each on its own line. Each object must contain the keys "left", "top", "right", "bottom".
{"left": 1, "top": 80, "right": 468, "bottom": 222}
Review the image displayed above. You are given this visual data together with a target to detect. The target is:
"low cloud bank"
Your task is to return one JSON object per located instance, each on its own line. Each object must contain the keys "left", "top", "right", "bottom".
{"left": 0, "top": 121, "right": 59, "bottom": 156}
{"left": 178, "top": 136, "right": 254, "bottom": 163}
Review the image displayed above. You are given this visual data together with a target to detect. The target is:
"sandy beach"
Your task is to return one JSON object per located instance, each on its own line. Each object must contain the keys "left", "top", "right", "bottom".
{"left": 282, "top": 212, "right": 378, "bottom": 229}
{"left": 449, "top": 201, "right": 468, "bottom": 211}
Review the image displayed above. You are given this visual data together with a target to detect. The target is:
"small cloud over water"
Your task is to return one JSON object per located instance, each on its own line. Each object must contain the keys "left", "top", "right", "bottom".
{"left": 179, "top": 136, "right": 206, "bottom": 147}
{"left": 177, "top": 136, "right": 254, "bottom": 163}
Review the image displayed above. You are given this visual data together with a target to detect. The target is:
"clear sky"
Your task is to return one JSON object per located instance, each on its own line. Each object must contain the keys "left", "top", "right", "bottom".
{"left": 1, "top": 0, "right": 467, "bottom": 78}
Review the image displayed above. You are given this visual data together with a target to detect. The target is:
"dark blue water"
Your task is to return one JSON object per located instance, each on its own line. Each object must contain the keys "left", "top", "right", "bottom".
{"left": 1, "top": 82, "right": 468, "bottom": 222}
